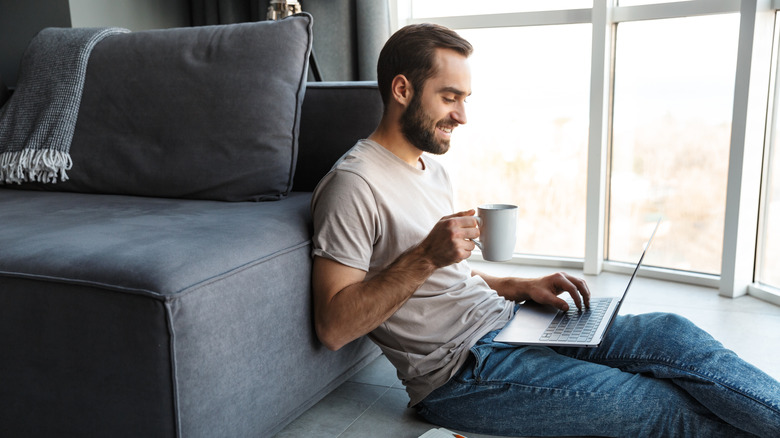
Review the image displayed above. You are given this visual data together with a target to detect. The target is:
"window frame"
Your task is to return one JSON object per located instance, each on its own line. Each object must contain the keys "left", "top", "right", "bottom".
{"left": 393, "top": 0, "right": 780, "bottom": 305}
{"left": 753, "top": 6, "right": 780, "bottom": 305}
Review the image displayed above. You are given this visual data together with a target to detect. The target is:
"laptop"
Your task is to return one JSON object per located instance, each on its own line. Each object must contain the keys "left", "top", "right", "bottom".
{"left": 494, "top": 219, "right": 661, "bottom": 348}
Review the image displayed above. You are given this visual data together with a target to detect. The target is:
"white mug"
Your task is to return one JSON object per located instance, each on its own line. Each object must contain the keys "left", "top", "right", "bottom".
{"left": 472, "top": 204, "right": 518, "bottom": 262}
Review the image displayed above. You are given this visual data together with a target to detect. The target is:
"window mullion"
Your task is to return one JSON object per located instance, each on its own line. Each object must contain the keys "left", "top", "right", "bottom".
{"left": 584, "top": 0, "right": 614, "bottom": 275}
{"left": 720, "top": 0, "right": 774, "bottom": 297}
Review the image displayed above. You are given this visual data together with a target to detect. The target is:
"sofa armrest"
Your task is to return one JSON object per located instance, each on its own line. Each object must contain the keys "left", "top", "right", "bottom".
{"left": 294, "top": 81, "right": 383, "bottom": 192}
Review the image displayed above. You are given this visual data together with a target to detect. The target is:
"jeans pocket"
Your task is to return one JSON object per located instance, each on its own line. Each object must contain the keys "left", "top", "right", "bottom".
{"left": 469, "top": 340, "right": 516, "bottom": 383}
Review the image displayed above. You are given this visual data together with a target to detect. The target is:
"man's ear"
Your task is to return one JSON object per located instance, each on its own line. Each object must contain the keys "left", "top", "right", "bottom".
{"left": 390, "top": 74, "right": 413, "bottom": 107}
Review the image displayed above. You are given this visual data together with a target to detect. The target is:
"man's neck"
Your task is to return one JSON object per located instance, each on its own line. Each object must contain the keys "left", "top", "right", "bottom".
{"left": 368, "top": 123, "right": 423, "bottom": 168}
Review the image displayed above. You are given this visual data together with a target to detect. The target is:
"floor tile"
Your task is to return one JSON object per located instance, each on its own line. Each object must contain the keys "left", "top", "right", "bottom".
{"left": 348, "top": 353, "right": 402, "bottom": 388}
{"left": 336, "top": 387, "right": 431, "bottom": 438}
{"left": 338, "top": 387, "right": 513, "bottom": 438}
{"left": 274, "top": 382, "right": 390, "bottom": 438}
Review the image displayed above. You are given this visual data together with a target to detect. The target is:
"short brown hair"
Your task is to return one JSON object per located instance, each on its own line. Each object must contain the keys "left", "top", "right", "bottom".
{"left": 376, "top": 23, "right": 473, "bottom": 107}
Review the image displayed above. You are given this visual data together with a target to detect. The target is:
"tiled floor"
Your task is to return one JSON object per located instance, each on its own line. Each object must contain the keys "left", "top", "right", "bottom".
{"left": 276, "top": 261, "right": 780, "bottom": 438}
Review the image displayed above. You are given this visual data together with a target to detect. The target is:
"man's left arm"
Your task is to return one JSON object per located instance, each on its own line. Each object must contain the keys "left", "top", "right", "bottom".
{"left": 472, "top": 269, "right": 591, "bottom": 311}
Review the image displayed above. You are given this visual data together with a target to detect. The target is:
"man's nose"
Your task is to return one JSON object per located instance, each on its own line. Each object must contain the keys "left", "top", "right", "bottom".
{"left": 451, "top": 102, "right": 467, "bottom": 125}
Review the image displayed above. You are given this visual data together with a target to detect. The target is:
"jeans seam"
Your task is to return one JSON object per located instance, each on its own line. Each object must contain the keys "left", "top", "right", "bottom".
{"left": 482, "top": 380, "right": 606, "bottom": 397}
{"left": 465, "top": 372, "right": 619, "bottom": 399}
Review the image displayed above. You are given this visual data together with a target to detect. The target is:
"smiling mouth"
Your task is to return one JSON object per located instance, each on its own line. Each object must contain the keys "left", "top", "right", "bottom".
{"left": 437, "top": 124, "right": 455, "bottom": 135}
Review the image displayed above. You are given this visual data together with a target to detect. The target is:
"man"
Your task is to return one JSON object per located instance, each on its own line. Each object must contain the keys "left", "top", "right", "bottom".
{"left": 311, "top": 23, "right": 780, "bottom": 437}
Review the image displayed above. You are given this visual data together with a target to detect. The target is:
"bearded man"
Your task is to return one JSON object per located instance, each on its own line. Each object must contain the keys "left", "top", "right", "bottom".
{"left": 310, "top": 23, "right": 780, "bottom": 437}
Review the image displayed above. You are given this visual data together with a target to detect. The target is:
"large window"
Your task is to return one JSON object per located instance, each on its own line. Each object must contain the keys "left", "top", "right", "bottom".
{"left": 758, "top": 132, "right": 779, "bottom": 290}
{"left": 438, "top": 24, "right": 591, "bottom": 259}
{"left": 398, "top": 0, "right": 780, "bottom": 304}
{"left": 758, "top": 14, "right": 780, "bottom": 291}
{"left": 609, "top": 14, "right": 739, "bottom": 274}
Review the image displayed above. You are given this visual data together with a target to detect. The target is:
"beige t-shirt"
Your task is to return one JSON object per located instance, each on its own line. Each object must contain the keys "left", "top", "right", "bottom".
{"left": 311, "top": 139, "right": 514, "bottom": 406}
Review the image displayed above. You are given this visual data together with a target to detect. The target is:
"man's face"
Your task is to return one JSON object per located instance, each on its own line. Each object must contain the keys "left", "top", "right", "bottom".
{"left": 400, "top": 91, "right": 449, "bottom": 155}
{"left": 400, "top": 49, "right": 471, "bottom": 155}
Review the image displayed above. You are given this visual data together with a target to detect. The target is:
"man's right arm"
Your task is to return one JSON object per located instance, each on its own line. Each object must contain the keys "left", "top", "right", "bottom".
{"left": 312, "top": 210, "right": 479, "bottom": 351}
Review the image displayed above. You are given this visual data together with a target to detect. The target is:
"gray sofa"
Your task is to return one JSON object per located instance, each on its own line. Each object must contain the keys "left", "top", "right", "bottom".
{"left": 0, "top": 15, "right": 382, "bottom": 437}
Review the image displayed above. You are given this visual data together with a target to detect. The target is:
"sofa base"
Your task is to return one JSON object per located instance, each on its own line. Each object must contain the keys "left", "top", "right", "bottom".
{"left": 0, "top": 189, "right": 380, "bottom": 437}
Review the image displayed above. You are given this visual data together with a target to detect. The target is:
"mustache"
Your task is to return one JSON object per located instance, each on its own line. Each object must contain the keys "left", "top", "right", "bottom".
{"left": 436, "top": 119, "right": 458, "bottom": 129}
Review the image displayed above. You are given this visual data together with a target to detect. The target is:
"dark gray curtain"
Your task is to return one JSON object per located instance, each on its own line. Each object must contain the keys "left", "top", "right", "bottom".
{"left": 190, "top": 0, "right": 262, "bottom": 25}
{"left": 189, "top": 0, "right": 390, "bottom": 81}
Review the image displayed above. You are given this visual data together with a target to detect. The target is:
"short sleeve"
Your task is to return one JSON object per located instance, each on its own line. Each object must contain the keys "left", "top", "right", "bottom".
{"left": 311, "top": 170, "right": 380, "bottom": 272}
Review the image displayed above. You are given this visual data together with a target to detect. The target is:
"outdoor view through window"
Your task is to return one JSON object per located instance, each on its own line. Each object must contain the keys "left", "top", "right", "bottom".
{"left": 439, "top": 24, "right": 591, "bottom": 260}
{"left": 609, "top": 14, "right": 738, "bottom": 274}
{"left": 406, "top": 0, "right": 778, "bottom": 291}
{"left": 761, "top": 51, "right": 780, "bottom": 288}
{"left": 435, "top": 12, "right": 738, "bottom": 276}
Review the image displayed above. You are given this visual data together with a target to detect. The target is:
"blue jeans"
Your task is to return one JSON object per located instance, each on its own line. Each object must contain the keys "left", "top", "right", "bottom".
{"left": 417, "top": 313, "right": 780, "bottom": 437}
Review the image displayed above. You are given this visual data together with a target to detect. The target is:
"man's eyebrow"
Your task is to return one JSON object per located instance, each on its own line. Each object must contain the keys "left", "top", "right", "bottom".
{"left": 439, "top": 86, "right": 471, "bottom": 97}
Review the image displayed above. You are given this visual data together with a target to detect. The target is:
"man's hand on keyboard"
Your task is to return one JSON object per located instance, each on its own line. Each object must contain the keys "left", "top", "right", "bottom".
{"left": 472, "top": 271, "right": 591, "bottom": 312}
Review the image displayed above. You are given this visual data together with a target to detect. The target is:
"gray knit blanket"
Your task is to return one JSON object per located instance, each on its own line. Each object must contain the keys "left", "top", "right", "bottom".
{"left": 0, "top": 27, "right": 128, "bottom": 184}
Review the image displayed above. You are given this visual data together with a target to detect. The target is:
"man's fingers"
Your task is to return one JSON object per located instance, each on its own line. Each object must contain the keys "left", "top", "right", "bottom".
{"left": 443, "top": 212, "right": 480, "bottom": 239}
{"left": 569, "top": 275, "right": 591, "bottom": 309}
{"left": 548, "top": 272, "right": 578, "bottom": 310}
{"left": 444, "top": 209, "right": 476, "bottom": 220}
{"left": 422, "top": 211, "right": 483, "bottom": 267}
{"left": 551, "top": 272, "right": 590, "bottom": 311}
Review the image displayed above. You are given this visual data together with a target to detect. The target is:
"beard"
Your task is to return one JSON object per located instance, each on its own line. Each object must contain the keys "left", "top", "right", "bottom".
{"left": 400, "top": 93, "right": 455, "bottom": 156}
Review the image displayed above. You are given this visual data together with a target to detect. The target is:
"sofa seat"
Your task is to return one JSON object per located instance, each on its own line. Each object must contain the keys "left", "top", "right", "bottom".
{"left": 0, "top": 189, "right": 379, "bottom": 437}
{"left": 1, "top": 190, "right": 312, "bottom": 294}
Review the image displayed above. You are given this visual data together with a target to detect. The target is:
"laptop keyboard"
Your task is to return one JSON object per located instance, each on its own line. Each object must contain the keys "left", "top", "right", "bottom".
{"left": 540, "top": 298, "right": 611, "bottom": 343}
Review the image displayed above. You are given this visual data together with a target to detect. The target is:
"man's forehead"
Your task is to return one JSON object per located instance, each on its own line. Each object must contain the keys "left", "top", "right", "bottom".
{"left": 432, "top": 47, "right": 470, "bottom": 69}
{"left": 429, "top": 49, "right": 472, "bottom": 95}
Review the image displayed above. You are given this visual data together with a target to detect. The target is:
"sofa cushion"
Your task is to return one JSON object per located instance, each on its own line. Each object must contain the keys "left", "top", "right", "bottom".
{"left": 0, "top": 190, "right": 314, "bottom": 294}
{"left": 34, "top": 15, "right": 312, "bottom": 201}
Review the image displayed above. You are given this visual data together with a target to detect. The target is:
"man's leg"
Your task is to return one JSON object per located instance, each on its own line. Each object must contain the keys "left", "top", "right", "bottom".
{"left": 417, "top": 313, "right": 778, "bottom": 437}
{"left": 556, "top": 312, "right": 780, "bottom": 437}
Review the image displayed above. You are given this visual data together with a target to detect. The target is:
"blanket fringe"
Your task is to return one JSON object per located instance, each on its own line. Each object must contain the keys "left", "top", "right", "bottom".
{"left": 0, "top": 149, "right": 72, "bottom": 184}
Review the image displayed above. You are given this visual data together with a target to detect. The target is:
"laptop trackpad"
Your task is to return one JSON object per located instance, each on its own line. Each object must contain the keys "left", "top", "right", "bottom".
{"left": 494, "top": 301, "right": 559, "bottom": 343}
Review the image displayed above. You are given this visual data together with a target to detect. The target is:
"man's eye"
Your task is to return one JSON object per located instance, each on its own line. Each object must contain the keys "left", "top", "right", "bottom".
{"left": 444, "top": 97, "right": 456, "bottom": 103}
